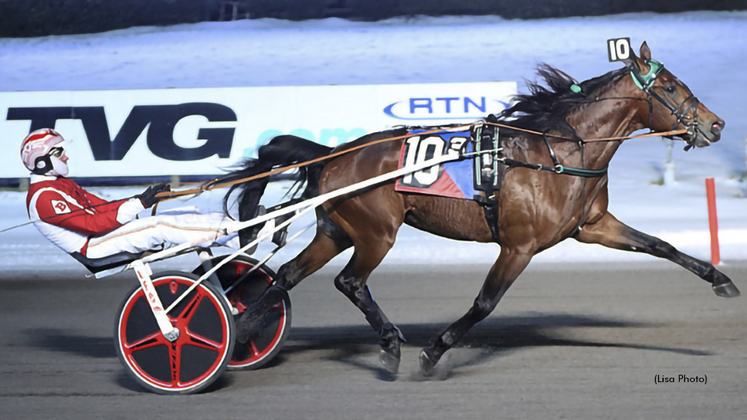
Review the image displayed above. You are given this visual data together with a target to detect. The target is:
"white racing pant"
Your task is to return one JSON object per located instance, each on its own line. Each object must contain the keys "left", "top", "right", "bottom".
{"left": 85, "top": 209, "right": 243, "bottom": 259}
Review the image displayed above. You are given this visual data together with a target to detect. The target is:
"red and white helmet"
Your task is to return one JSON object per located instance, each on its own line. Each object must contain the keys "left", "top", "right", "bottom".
{"left": 20, "top": 128, "right": 68, "bottom": 175}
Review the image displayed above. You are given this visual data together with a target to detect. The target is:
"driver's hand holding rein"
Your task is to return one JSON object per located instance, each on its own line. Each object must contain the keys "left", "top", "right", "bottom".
{"left": 136, "top": 183, "right": 171, "bottom": 208}
{"left": 22, "top": 128, "right": 241, "bottom": 263}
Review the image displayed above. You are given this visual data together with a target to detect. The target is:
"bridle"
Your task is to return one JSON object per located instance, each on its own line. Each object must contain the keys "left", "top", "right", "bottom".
{"left": 628, "top": 59, "right": 703, "bottom": 150}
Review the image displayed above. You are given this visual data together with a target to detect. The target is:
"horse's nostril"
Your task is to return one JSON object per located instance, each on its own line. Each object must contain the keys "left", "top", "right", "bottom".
{"left": 711, "top": 121, "right": 723, "bottom": 136}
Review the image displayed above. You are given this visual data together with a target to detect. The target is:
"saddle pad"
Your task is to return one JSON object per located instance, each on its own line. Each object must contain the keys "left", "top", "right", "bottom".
{"left": 395, "top": 128, "right": 478, "bottom": 200}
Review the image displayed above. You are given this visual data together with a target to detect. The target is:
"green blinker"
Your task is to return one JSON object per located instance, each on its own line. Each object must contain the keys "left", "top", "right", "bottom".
{"left": 570, "top": 84, "right": 582, "bottom": 93}
{"left": 631, "top": 59, "right": 663, "bottom": 90}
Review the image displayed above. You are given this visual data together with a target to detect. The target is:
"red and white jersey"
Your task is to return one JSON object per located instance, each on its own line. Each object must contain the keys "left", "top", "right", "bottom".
{"left": 26, "top": 175, "right": 144, "bottom": 254}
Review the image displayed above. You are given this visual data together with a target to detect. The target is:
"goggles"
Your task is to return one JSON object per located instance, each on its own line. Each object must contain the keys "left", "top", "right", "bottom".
{"left": 48, "top": 147, "right": 65, "bottom": 158}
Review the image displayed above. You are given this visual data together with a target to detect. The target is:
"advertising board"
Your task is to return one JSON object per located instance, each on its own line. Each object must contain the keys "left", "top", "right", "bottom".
{"left": 0, "top": 82, "right": 516, "bottom": 177}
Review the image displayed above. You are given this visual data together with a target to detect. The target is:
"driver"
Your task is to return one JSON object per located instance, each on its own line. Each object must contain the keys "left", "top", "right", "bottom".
{"left": 22, "top": 128, "right": 248, "bottom": 264}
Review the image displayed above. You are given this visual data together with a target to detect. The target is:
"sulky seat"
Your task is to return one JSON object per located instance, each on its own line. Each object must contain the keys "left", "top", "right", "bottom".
{"left": 70, "top": 251, "right": 150, "bottom": 274}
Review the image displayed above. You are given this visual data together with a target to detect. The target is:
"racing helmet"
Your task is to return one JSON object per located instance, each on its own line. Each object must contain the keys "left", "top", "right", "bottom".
{"left": 20, "top": 128, "right": 69, "bottom": 176}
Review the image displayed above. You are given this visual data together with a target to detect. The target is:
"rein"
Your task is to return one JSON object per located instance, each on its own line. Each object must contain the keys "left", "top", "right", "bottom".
{"left": 0, "top": 61, "right": 702, "bottom": 236}
{"left": 483, "top": 121, "right": 687, "bottom": 143}
{"left": 0, "top": 120, "right": 689, "bottom": 235}
{"left": 161, "top": 123, "right": 479, "bottom": 200}
{"left": 157, "top": 122, "right": 688, "bottom": 201}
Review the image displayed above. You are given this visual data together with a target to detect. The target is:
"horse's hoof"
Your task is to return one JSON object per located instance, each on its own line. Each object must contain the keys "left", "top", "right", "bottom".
{"left": 713, "top": 281, "right": 741, "bottom": 298}
{"left": 235, "top": 321, "right": 251, "bottom": 344}
{"left": 380, "top": 349, "right": 401, "bottom": 374}
{"left": 419, "top": 349, "right": 438, "bottom": 375}
{"left": 379, "top": 324, "right": 404, "bottom": 374}
{"left": 234, "top": 311, "right": 258, "bottom": 344}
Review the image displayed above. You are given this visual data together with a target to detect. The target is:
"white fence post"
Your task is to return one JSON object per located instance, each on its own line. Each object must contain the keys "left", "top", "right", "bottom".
{"left": 663, "top": 139, "right": 676, "bottom": 185}
{"left": 18, "top": 178, "right": 29, "bottom": 192}
{"left": 170, "top": 175, "right": 181, "bottom": 189}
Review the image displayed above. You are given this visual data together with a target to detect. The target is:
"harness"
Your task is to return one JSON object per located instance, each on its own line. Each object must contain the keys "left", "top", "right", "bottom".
{"left": 472, "top": 60, "right": 703, "bottom": 243}
{"left": 629, "top": 59, "right": 702, "bottom": 150}
{"left": 468, "top": 118, "right": 608, "bottom": 243}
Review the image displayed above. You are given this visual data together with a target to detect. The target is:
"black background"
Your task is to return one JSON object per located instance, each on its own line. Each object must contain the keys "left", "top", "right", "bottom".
{"left": 2, "top": 0, "right": 746, "bottom": 38}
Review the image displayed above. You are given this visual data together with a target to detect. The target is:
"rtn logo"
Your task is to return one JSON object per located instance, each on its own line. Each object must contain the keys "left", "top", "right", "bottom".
{"left": 383, "top": 97, "right": 510, "bottom": 120}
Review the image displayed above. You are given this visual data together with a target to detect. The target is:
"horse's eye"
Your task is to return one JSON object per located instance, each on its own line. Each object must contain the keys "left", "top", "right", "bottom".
{"left": 664, "top": 85, "right": 677, "bottom": 94}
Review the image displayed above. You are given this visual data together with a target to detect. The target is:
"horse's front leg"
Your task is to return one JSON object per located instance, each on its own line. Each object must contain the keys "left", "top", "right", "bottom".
{"left": 420, "top": 247, "right": 533, "bottom": 373}
{"left": 576, "top": 212, "right": 740, "bottom": 297}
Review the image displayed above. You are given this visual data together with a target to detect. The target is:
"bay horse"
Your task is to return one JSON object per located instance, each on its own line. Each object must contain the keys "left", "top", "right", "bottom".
{"left": 222, "top": 42, "right": 739, "bottom": 375}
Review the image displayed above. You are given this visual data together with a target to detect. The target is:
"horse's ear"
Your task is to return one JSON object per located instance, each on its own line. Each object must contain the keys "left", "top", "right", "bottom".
{"left": 640, "top": 41, "right": 651, "bottom": 62}
{"left": 622, "top": 49, "right": 639, "bottom": 70}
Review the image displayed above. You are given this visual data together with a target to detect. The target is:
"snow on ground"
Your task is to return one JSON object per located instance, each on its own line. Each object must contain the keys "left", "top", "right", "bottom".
{"left": 0, "top": 12, "right": 745, "bottom": 274}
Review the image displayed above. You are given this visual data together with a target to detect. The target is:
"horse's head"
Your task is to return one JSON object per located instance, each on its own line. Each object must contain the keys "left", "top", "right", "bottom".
{"left": 623, "top": 42, "right": 724, "bottom": 149}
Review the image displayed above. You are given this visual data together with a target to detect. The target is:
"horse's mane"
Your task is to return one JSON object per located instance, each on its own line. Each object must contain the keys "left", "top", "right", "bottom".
{"left": 497, "top": 64, "right": 628, "bottom": 139}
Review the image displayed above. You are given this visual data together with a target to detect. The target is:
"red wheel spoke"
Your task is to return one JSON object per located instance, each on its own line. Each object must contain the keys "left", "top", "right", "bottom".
{"left": 175, "top": 290, "right": 204, "bottom": 324}
{"left": 248, "top": 340, "right": 261, "bottom": 357}
{"left": 170, "top": 342, "right": 180, "bottom": 386}
{"left": 185, "top": 329, "right": 224, "bottom": 351}
{"left": 125, "top": 331, "right": 167, "bottom": 351}
{"left": 235, "top": 301, "right": 248, "bottom": 312}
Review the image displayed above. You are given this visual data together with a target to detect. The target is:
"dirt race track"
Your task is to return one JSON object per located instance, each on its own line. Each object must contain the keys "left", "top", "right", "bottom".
{"left": 1, "top": 260, "right": 745, "bottom": 420}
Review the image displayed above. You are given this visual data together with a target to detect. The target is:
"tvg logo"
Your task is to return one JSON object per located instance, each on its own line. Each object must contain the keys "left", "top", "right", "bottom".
{"left": 8, "top": 103, "right": 235, "bottom": 161}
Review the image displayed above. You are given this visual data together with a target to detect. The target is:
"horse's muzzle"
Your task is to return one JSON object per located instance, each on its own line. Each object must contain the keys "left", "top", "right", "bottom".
{"left": 710, "top": 120, "right": 724, "bottom": 140}
{"left": 686, "top": 119, "right": 724, "bottom": 149}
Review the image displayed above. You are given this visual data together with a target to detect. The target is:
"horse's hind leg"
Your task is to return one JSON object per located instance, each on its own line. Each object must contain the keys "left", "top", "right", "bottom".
{"left": 333, "top": 243, "right": 405, "bottom": 374}
{"left": 318, "top": 183, "right": 408, "bottom": 373}
{"left": 275, "top": 229, "right": 351, "bottom": 290}
{"left": 235, "top": 230, "right": 350, "bottom": 343}
{"left": 575, "top": 212, "right": 740, "bottom": 297}
{"left": 420, "top": 248, "right": 533, "bottom": 373}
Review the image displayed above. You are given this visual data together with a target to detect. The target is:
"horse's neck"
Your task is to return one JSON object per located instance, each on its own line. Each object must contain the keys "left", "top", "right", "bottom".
{"left": 565, "top": 81, "right": 646, "bottom": 166}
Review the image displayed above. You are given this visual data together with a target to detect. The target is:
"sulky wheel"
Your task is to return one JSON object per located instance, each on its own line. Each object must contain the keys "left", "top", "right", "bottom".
{"left": 114, "top": 272, "right": 235, "bottom": 395}
{"left": 194, "top": 255, "right": 291, "bottom": 371}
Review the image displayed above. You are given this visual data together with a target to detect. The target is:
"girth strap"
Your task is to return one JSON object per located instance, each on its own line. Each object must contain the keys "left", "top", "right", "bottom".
{"left": 471, "top": 122, "right": 503, "bottom": 243}
{"left": 474, "top": 194, "right": 500, "bottom": 243}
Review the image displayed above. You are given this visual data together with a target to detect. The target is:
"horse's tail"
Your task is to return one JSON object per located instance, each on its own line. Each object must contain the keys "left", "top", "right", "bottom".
{"left": 220, "top": 135, "right": 332, "bottom": 242}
